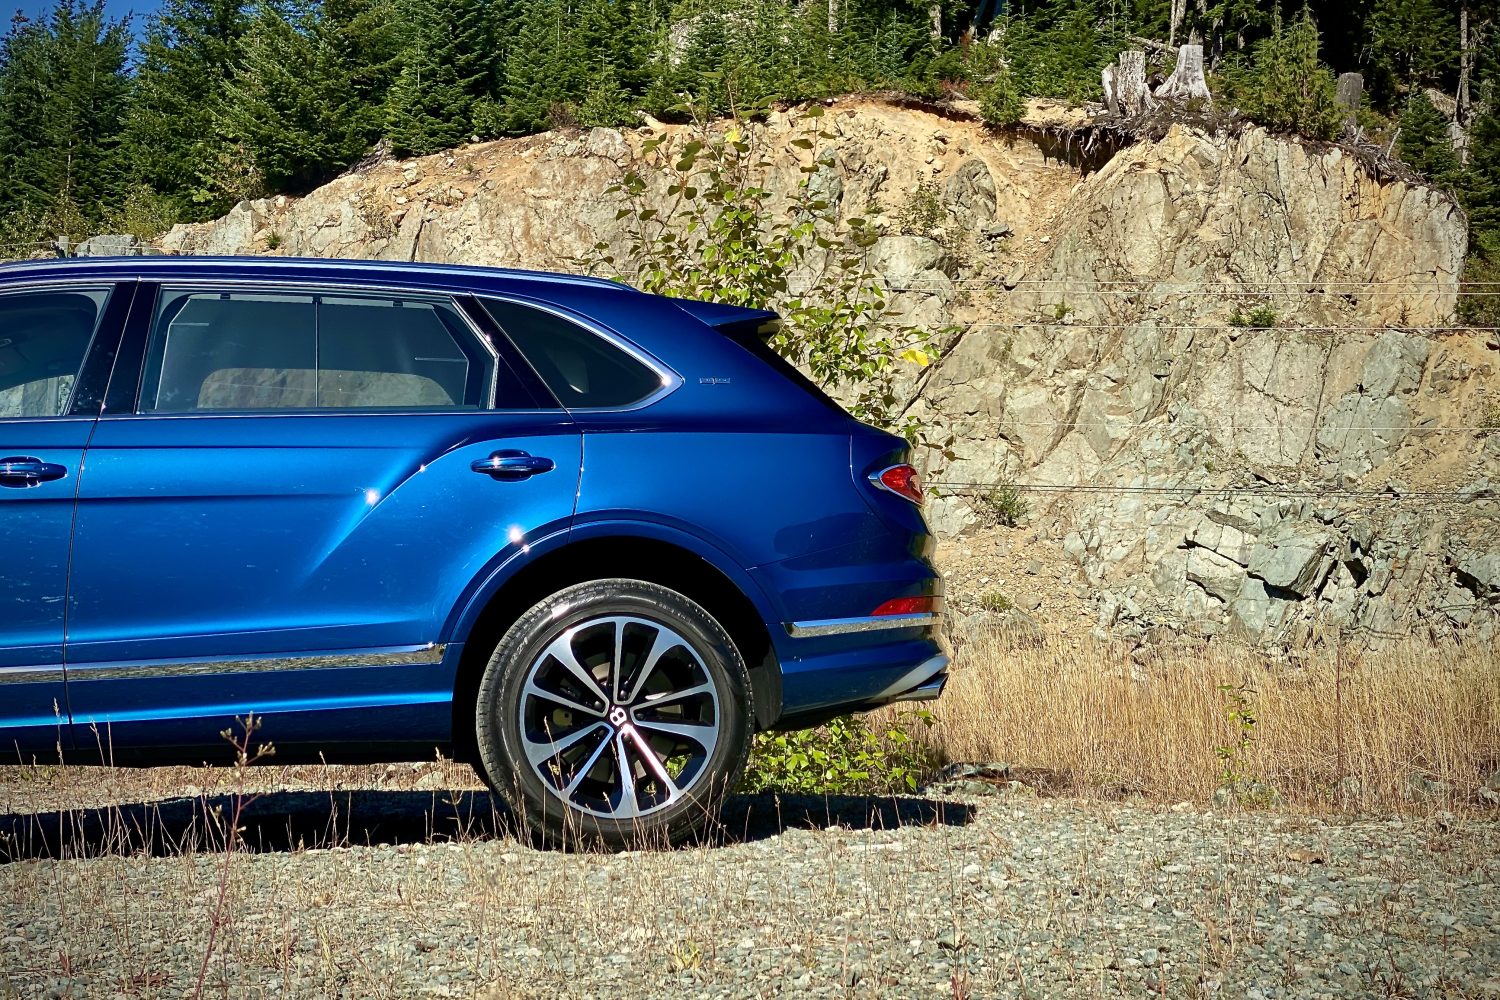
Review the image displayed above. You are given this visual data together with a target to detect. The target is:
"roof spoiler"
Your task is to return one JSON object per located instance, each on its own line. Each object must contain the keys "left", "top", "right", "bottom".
{"left": 670, "top": 298, "right": 781, "bottom": 339}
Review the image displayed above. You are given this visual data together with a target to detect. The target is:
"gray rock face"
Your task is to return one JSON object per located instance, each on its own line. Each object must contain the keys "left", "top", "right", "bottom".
{"left": 160, "top": 102, "right": 1496, "bottom": 646}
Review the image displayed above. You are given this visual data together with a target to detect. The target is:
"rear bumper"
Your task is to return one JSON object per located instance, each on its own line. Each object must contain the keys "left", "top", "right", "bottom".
{"left": 768, "top": 623, "right": 950, "bottom": 725}
{"left": 870, "top": 652, "right": 950, "bottom": 705}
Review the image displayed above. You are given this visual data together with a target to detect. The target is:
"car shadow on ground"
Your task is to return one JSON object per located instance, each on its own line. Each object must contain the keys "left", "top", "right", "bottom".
{"left": 0, "top": 789, "right": 976, "bottom": 862}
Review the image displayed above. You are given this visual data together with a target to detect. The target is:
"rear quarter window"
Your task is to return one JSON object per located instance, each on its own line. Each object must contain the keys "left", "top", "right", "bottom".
{"left": 482, "top": 298, "right": 663, "bottom": 409}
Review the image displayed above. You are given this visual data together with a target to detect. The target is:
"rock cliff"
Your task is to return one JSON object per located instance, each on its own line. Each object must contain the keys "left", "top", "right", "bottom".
{"left": 164, "top": 99, "right": 1499, "bottom": 647}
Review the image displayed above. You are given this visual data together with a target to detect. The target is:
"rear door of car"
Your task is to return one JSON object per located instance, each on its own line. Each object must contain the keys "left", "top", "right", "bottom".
{"left": 0, "top": 280, "right": 133, "bottom": 758}
{"left": 62, "top": 280, "right": 580, "bottom": 755}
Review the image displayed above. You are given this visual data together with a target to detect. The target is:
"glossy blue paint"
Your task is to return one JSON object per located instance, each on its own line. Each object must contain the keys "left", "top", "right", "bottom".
{"left": 0, "top": 256, "right": 945, "bottom": 763}
{"left": 0, "top": 419, "right": 87, "bottom": 750}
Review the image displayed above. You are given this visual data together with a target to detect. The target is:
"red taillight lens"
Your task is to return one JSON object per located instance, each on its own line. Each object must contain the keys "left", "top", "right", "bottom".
{"left": 875, "top": 464, "right": 924, "bottom": 505}
{"left": 872, "top": 596, "right": 934, "bottom": 616}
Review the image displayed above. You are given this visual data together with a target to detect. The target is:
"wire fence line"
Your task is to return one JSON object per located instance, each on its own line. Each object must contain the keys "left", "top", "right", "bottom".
{"left": 930, "top": 418, "right": 1498, "bottom": 434}
{"left": 929, "top": 480, "right": 1499, "bottom": 507}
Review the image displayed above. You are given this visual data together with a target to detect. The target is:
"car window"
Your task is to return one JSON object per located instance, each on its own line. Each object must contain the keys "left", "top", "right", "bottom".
{"left": 142, "top": 288, "right": 499, "bottom": 413}
{"left": 482, "top": 298, "right": 663, "bottom": 409}
{"left": 0, "top": 287, "right": 109, "bottom": 419}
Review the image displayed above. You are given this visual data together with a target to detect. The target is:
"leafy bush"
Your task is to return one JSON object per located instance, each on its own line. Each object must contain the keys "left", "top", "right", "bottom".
{"left": 981, "top": 482, "right": 1030, "bottom": 527}
{"left": 584, "top": 108, "right": 938, "bottom": 440}
{"left": 979, "top": 590, "right": 1014, "bottom": 612}
{"left": 897, "top": 178, "right": 946, "bottom": 236}
{"left": 742, "top": 710, "right": 939, "bottom": 794}
{"left": 1228, "top": 303, "right": 1278, "bottom": 328}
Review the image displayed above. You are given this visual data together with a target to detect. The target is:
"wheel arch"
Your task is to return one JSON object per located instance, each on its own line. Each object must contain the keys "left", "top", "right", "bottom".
{"left": 448, "top": 532, "right": 783, "bottom": 760}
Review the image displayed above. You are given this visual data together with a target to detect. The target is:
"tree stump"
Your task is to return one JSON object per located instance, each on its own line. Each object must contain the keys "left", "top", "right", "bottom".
{"left": 1154, "top": 44, "right": 1211, "bottom": 104}
{"left": 1336, "top": 73, "right": 1363, "bottom": 113}
{"left": 1103, "top": 50, "right": 1155, "bottom": 116}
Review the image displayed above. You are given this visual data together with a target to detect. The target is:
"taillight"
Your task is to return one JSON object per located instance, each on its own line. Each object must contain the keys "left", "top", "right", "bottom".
{"left": 872, "top": 596, "right": 934, "bottom": 616}
{"left": 872, "top": 464, "right": 924, "bottom": 505}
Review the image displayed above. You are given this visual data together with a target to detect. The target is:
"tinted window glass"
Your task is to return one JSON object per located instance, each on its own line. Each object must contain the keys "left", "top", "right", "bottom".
{"left": 144, "top": 288, "right": 497, "bottom": 413}
{"left": 483, "top": 299, "right": 662, "bottom": 408}
{"left": 0, "top": 288, "right": 107, "bottom": 418}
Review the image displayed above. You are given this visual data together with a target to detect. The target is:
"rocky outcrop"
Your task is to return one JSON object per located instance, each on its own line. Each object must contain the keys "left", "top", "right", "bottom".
{"left": 164, "top": 99, "right": 1498, "bottom": 647}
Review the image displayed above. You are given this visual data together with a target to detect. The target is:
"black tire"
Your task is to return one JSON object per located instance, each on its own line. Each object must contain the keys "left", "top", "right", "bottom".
{"left": 473, "top": 579, "right": 752, "bottom": 847}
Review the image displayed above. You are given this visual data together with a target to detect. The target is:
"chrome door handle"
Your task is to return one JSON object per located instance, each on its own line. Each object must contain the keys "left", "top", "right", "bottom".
{"left": 471, "top": 451, "right": 556, "bottom": 481}
{"left": 0, "top": 456, "right": 68, "bottom": 488}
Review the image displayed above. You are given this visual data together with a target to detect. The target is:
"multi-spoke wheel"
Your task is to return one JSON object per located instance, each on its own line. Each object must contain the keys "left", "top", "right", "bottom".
{"left": 474, "top": 579, "right": 752, "bottom": 846}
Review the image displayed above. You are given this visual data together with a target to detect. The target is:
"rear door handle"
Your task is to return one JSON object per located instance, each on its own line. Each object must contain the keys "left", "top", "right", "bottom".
{"left": 471, "top": 450, "right": 556, "bottom": 481}
{"left": 0, "top": 456, "right": 68, "bottom": 488}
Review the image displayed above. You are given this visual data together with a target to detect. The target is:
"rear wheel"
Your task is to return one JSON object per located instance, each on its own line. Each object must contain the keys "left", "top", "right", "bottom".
{"left": 474, "top": 579, "right": 752, "bottom": 846}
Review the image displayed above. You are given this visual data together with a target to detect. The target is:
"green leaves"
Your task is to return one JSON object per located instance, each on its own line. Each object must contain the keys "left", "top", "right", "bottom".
{"left": 740, "top": 711, "right": 939, "bottom": 795}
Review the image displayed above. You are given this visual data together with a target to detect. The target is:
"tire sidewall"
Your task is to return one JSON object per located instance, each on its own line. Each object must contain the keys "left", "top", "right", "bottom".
{"left": 474, "top": 579, "right": 752, "bottom": 846}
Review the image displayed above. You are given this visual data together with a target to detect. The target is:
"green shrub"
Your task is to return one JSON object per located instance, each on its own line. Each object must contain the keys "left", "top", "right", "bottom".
{"left": 742, "top": 710, "right": 939, "bottom": 795}
{"left": 897, "top": 178, "right": 946, "bottom": 236}
{"left": 979, "top": 590, "right": 1014, "bottom": 612}
{"left": 978, "top": 68, "right": 1026, "bottom": 126}
{"left": 1223, "top": 8, "right": 1344, "bottom": 140}
{"left": 982, "top": 482, "right": 1030, "bottom": 526}
{"left": 1228, "top": 303, "right": 1278, "bottom": 328}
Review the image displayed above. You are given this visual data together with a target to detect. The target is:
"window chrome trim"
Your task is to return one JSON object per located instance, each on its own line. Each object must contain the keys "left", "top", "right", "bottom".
{"left": 62, "top": 643, "right": 446, "bottom": 683}
{"left": 480, "top": 295, "right": 683, "bottom": 414}
{"left": 784, "top": 613, "right": 941, "bottom": 638}
{"left": 0, "top": 256, "right": 634, "bottom": 293}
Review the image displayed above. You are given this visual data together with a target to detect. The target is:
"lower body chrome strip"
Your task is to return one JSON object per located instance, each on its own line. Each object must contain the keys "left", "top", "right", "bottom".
{"left": 0, "top": 666, "right": 67, "bottom": 685}
{"left": 62, "top": 643, "right": 447, "bottom": 683}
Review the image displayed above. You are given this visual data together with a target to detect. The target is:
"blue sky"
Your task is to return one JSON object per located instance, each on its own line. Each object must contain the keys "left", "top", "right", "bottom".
{"left": 9, "top": 0, "right": 161, "bottom": 26}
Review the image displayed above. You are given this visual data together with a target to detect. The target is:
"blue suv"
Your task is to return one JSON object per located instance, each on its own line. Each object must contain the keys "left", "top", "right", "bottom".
{"left": 0, "top": 256, "right": 946, "bottom": 843}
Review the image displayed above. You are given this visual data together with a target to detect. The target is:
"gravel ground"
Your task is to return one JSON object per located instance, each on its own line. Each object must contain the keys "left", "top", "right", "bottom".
{"left": 1, "top": 787, "right": 1497, "bottom": 999}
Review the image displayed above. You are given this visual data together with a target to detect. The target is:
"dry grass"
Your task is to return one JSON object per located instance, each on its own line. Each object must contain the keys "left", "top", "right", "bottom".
{"left": 4, "top": 632, "right": 1495, "bottom": 820}
{"left": 922, "top": 629, "right": 1500, "bottom": 810}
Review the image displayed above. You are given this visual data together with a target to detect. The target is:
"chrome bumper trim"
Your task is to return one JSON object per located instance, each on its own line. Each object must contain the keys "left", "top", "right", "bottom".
{"left": 785, "top": 613, "right": 941, "bottom": 638}
{"left": 873, "top": 653, "right": 950, "bottom": 702}
{"left": 897, "top": 673, "right": 948, "bottom": 703}
{"left": 63, "top": 643, "right": 447, "bottom": 683}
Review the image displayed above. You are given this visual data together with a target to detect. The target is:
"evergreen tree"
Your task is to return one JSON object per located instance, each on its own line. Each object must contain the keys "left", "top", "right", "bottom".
{"left": 1397, "top": 91, "right": 1461, "bottom": 188}
{"left": 1230, "top": 7, "right": 1344, "bottom": 140}
{"left": 46, "top": 0, "right": 133, "bottom": 213}
{"left": 219, "top": 0, "right": 401, "bottom": 192}
{"left": 0, "top": 1, "right": 130, "bottom": 234}
{"left": 1369, "top": 0, "right": 1454, "bottom": 96}
{"left": 385, "top": 0, "right": 498, "bottom": 154}
{"left": 120, "top": 0, "right": 249, "bottom": 218}
{"left": 577, "top": 57, "right": 633, "bottom": 127}
{"left": 0, "top": 13, "right": 55, "bottom": 215}
{"left": 501, "top": 0, "right": 585, "bottom": 132}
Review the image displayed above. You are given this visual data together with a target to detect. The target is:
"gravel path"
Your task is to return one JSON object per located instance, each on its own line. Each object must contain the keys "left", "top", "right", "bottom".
{"left": 1, "top": 789, "right": 1497, "bottom": 999}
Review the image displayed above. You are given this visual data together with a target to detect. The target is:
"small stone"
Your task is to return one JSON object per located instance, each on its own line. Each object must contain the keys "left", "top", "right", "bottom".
{"left": 1308, "top": 897, "right": 1341, "bottom": 917}
{"left": 1138, "top": 895, "right": 1158, "bottom": 911}
{"left": 936, "top": 929, "right": 966, "bottom": 951}
{"left": 1140, "top": 948, "right": 1161, "bottom": 967}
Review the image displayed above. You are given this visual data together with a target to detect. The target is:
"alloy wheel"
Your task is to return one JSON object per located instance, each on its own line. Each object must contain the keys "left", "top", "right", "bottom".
{"left": 516, "top": 615, "right": 723, "bottom": 821}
